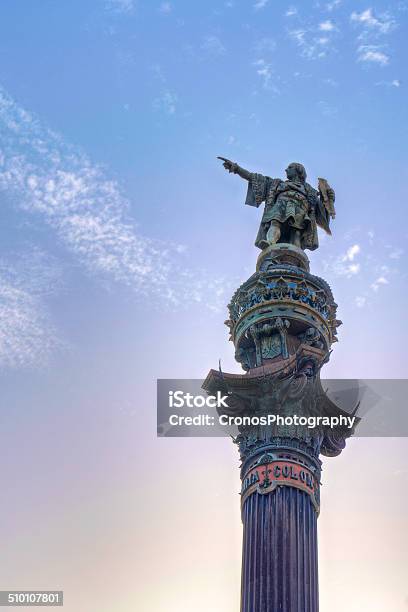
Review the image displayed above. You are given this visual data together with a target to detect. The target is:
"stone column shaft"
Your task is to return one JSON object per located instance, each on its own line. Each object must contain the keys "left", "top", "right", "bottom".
{"left": 241, "top": 487, "right": 318, "bottom": 612}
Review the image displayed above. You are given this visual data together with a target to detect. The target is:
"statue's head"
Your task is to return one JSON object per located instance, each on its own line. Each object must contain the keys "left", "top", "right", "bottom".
{"left": 286, "top": 162, "right": 307, "bottom": 183}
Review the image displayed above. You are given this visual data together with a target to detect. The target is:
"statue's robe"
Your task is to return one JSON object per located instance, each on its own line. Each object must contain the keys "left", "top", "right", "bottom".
{"left": 245, "top": 173, "right": 331, "bottom": 251}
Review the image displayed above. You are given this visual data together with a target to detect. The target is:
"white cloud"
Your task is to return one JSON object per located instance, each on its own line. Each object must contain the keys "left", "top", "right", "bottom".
{"left": 289, "top": 28, "right": 334, "bottom": 59}
{"left": 290, "top": 29, "right": 306, "bottom": 45}
{"left": 254, "top": 59, "right": 273, "bottom": 89}
{"left": 324, "top": 77, "right": 339, "bottom": 87}
{"left": 158, "top": 2, "right": 172, "bottom": 14}
{"left": 351, "top": 8, "right": 395, "bottom": 34}
{"left": 151, "top": 63, "right": 167, "bottom": 83}
{"left": 355, "top": 296, "right": 366, "bottom": 308}
{"left": 318, "top": 100, "right": 338, "bottom": 116}
{"left": 371, "top": 276, "right": 389, "bottom": 291}
{"left": 105, "top": 0, "right": 135, "bottom": 14}
{"left": 347, "top": 263, "right": 361, "bottom": 275}
{"left": 0, "top": 86, "right": 231, "bottom": 312}
{"left": 343, "top": 244, "right": 360, "bottom": 261}
{"left": 254, "top": 0, "right": 269, "bottom": 9}
{"left": 324, "top": 244, "right": 362, "bottom": 277}
{"left": 319, "top": 20, "right": 335, "bottom": 31}
{"left": 376, "top": 78, "right": 401, "bottom": 87}
{"left": 357, "top": 45, "right": 389, "bottom": 65}
{"left": 153, "top": 90, "right": 178, "bottom": 114}
{"left": 0, "top": 251, "right": 62, "bottom": 369}
{"left": 201, "top": 35, "right": 226, "bottom": 57}
{"left": 254, "top": 37, "right": 276, "bottom": 53}
{"left": 326, "top": 0, "right": 341, "bottom": 10}
{"left": 325, "top": 258, "right": 361, "bottom": 277}
{"left": 323, "top": 236, "right": 400, "bottom": 299}
{"left": 352, "top": 9, "right": 395, "bottom": 65}
{"left": 285, "top": 6, "right": 298, "bottom": 17}
{"left": 389, "top": 247, "right": 404, "bottom": 259}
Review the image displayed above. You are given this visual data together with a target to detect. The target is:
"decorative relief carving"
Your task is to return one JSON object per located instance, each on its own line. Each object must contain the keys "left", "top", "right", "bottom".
{"left": 227, "top": 262, "right": 341, "bottom": 364}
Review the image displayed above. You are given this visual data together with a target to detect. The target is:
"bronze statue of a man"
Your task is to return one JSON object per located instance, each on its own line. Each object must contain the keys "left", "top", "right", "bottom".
{"left": 218, "top": 157, "right": 335, "bottom": 251}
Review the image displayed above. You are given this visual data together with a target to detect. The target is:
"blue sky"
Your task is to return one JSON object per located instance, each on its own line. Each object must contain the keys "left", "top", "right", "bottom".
{"left": 0, "top": 2, "right": 407, "bottom": 611}
{"left": 0, "top": 0, "right": 407, "bottom": 373}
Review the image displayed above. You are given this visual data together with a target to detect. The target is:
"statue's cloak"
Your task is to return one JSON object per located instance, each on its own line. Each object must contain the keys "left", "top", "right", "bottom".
{"left": 245, "top": 173, "right": 331, "bottom": 251}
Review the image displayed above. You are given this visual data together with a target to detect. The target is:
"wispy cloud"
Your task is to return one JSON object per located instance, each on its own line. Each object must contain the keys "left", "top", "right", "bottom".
{"left": 201, "top": 35, "right": 226, "bottom": 57}
{"left": 325, "top": 259, "right": 360, "bottom": 277}
{"left": 0, "top": 250, "right": 62, "bottom": 368}
{"left": 351, "top": 8, "right": 396, "bottom": 35}
{"left": 152, "top": 65, "right": 178, "bottom": 115}
{"left": 351, "top": 8, "right": 396, "bottom": 66}
{"left": 151, "top": 63, "right": 167, "bottom": 83}
{"left": 357, "top": 45, "right": 389, "bottom": 66}
{"left": 105, "top": 0, "right": 135, "bottom": 15}
{"left": 326, "top": 0, "right": 341, "bottom": 10}
{"left": 153, "top": 90, "right": 178, "bottom": 114}
{"left": 371, "top": 275, "right": 388, "bottom": 291}
{"left": 290, "top": 29, "right": 306, "bottom": 46}
{"left": 324, "top": 77, "right": 339, "bottom": 87}
{"left": 318, "top": 100, "right": 338, "bottom": 116}
{"left": 389, "top": 247, "right": 404, "bottom": 258}
{"left": 376, "top": 78, "right": 401, "bottom": 88}
{"left": 254, "top": 37, "right": 276, "bottom": 54}
{"left": 344, "top": 262, "right": 360, "bottom": 276}
{"left": 201, "top": 35, "right": 227, "bottom": 57}
{"left": 254, "top": 0, "right": 269, "bottom": 9}
{"left": 289, "top": 28, "right": 334, "bottom": 60}
{"left": 322, "top": 235, "right": 403, "bottom": 307}
{"left": 158, "top": 2, "right": 172, "bottom": 14}
{"left": 285, "top": 6, "right": 297, "bottom": 17}
{"left": 0, "top": 87, "right": 231, "bottom": 311}
{"left": 254, "top": 59, "right": 274, "bottom": 90}
{"left": 323, "top": 243, "right": 361, "bottom": 277}
{"left": 319, "top": 20, "right": 335, "bottom": 31}
{"left": 355, "top": 296, "right": 366, "bottom": 308}
{"left": 343, "top": 244, "right": 360, "bottom": 261}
